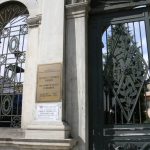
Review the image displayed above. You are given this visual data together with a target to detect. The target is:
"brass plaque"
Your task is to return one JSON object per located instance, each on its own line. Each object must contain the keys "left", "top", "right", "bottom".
{"left": 36, "top": 63, "right": 62, "bottom": 102}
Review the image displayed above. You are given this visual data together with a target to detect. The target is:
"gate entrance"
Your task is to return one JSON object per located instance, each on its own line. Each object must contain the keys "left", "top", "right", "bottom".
{"left": 0, "top": 2, "right": 28, "bottom": 128}
{"left": 89, "top": 5, "right": 150, "bottom": 150}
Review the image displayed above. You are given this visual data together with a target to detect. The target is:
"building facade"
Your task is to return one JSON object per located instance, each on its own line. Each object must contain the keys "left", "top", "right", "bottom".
{"left": 0, "top": 0, "right": 149, "bottom": 150}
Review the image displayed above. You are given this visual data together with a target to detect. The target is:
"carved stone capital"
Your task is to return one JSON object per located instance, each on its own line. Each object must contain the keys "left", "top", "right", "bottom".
{"left": 66, "top": 0, "right": 88, "bottom": 5}
{"left": 27, "top": 15, "right": 42, "bottom": 28}
{"left": 66, "top": 2, "right": 89, "bottom": 19}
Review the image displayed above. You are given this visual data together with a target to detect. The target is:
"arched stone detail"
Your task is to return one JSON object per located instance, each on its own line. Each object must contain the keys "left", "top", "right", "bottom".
{"left": 0, "top": 1, "right": 41, "bottom": 28}
{"left": 0, "top": 1, "right": 29, "bottom": 32}
{"left": 0, "top": 0, "right": 38, "bottom": 16}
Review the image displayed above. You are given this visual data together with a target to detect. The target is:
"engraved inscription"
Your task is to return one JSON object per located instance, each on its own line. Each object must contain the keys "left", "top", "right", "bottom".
{"left": 35, "top": 103, "right": 61, "bottom": 121}
{"left": 36, "top": 63, "right": 62, "bottom": 102}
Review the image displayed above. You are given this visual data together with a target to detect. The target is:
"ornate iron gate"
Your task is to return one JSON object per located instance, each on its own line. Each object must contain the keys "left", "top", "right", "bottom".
{"left": 0, "top": 2, "right": 28, "bottom": 127}
{"left": 89, "top": 5, "right": 150, "bottom": 150}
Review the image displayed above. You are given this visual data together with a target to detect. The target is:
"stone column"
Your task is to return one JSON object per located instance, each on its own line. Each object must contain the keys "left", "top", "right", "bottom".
{"left": 22, "top": 0, "right": 70, "bottom": 140}
{"left": 21, "top": 15, "right": 42, "bottom": 129}
{"left": 65, "top": 2, "right": 88, "bottom": 150}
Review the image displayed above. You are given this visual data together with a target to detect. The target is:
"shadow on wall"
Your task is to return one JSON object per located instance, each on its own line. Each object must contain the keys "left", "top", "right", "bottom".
{"left": 65, "top": 17, "right": 81, "bottom": 149}
{"left": 65, "top": 11, "right": 88, "bottom": 149}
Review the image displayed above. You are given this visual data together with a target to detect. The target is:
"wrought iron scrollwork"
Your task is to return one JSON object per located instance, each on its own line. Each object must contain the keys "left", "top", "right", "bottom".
{"left": 1, "top": 95, "right": 12, "bottom": 115}
{"left": 20, "top": 25, "right": 28, "bottom": 34}
{"left": 9, "top": 36, "right": 20, "bottom": 53}
{"left": 0, "top": 55, "right": 6, "bottom": 65}
{"left": 104, "top": 24, "right": 148, "bottom": 123}
{"left": 0, "top": 2, "right": 28, "bottom": 32}
{"left": 10, "top": 116, "right": 21, "bottom": 128}
{"left": 107, "top": 143, "right": 139, "bottom": 150}
{"left": 2, "top": 28, "right": 10, "bottom": 38}
{"left": 0, "top": 2, "right": 28, "bottom": 127}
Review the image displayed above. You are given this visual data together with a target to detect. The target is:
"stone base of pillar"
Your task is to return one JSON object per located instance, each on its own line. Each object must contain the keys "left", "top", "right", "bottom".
{"left": 0, "top": 138, "right": 76, "bottom": 150}
{"left": 25, "top": 122, "right": 71, "bottom": 139}
{"left": 0, "top": 126, "right": 76, "bottom": 150}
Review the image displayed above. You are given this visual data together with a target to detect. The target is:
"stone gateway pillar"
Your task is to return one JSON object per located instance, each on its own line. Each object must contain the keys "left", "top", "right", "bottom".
{"left": 0, "top": 0, "right": 90, "bottom": 149}
{"left": 0, "top": 0, "right": 79, "bottom": 149}
{"left": 21, "top": 0, "right": 76, "bottom": 149}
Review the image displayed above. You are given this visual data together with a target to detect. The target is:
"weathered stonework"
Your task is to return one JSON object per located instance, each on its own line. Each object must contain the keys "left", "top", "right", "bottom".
{"left": 66, "top": 0, "right": 88, "bottom": 5}
{"left": 27, "top": 15, "right": 42, "bottom": 28}
{"left": 0, "top": 138, "right": 76, "bottom": 150}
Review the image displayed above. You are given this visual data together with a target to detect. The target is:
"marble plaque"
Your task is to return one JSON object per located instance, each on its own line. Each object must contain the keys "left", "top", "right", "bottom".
{"left": 36, "top": 63, "right": 62, "bottom": 102}
{"left": 35, "top": 103, "right": 61, "bottom": 121}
